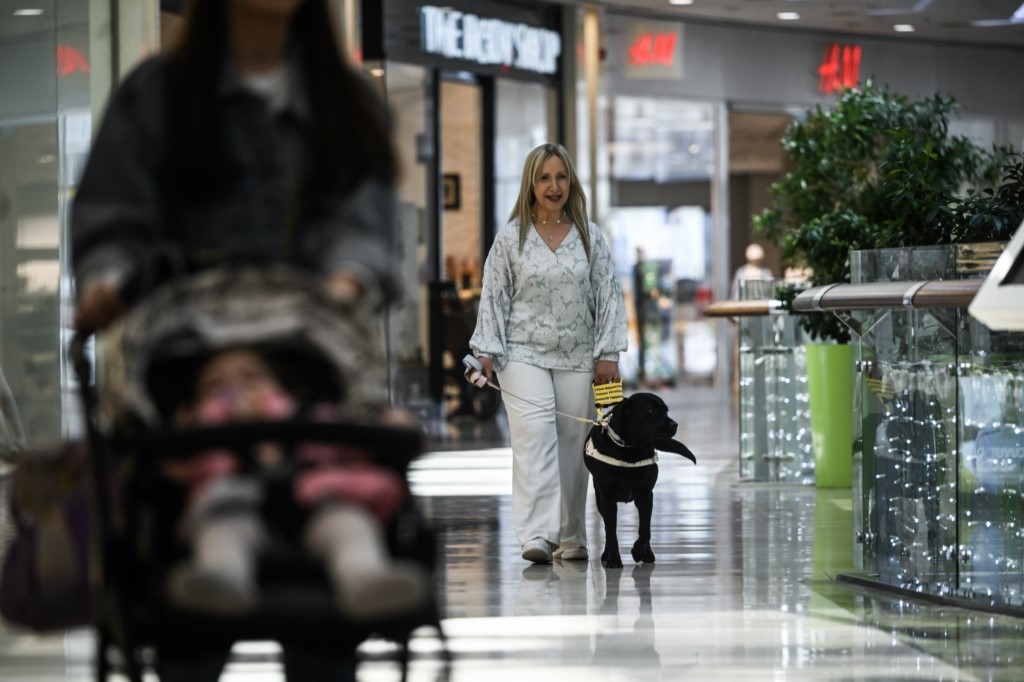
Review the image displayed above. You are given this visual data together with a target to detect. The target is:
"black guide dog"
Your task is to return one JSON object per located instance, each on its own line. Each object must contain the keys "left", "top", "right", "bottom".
{"left": 584, "top": 393, "right": 696, "bottom": 569}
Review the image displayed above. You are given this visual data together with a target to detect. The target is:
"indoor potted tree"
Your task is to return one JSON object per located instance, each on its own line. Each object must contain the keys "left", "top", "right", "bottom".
{"left": 754, "top": 80, "right": 1010, "bottom": 488}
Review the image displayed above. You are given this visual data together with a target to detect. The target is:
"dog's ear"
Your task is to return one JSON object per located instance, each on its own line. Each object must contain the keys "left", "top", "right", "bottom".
{"left": 654, "top": 437, "right": 697, "bottom": 464}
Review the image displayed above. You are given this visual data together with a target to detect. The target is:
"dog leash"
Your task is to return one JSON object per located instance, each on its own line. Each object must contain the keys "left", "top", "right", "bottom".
{"left": 462, "top": 355, "right": 619, "bottom": 428}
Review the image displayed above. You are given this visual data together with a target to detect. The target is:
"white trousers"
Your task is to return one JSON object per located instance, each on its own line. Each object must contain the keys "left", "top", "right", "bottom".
{"left": 497, "top": 361, "right": 593, "bottom": 550}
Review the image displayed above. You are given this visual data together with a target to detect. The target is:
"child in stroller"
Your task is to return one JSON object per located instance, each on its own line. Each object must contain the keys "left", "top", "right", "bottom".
{"left": 81, "top": 267, "right": 443, "bottom": 681}
{"left": 162, "top": 346, "right": 429, "bottom": 621}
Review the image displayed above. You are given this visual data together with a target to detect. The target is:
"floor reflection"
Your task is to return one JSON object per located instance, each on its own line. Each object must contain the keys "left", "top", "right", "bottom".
{"left": 8, "top": 386, "right": 1024, "bottom": 680}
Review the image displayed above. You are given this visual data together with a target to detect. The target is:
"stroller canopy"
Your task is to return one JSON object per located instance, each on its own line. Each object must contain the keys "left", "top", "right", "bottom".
{"left": 95, "top": 267, "right": 389, "bottom": 433}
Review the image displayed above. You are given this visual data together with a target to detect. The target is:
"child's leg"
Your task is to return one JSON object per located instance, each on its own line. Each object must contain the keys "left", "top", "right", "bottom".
{"left": 304, "top": 504, "right": 429, "bottom": 621}
{"left": 168, "top": 477, "right": 264, "bottom": 615}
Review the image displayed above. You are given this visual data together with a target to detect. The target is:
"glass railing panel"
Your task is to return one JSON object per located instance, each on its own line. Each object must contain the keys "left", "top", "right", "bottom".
{"left": 957, "top": 314, "right": 1024, "bottom": 606}
{"left": 850, "top": 244, "right": 958, "bottom": 284}
{"left": 848, "top": 242, "right": 1024, "bottom": 613}
{"left": 953, "top": 243, "right": 1016, "bottom": 606}
{"left": 736, "top": 279, "right": 812, "bottom": 483}
{"left": 867, "top": 310, "right": 959, "bottom": 593}
{"left": 851, "top": 247, "right": 961, "bottom": 592}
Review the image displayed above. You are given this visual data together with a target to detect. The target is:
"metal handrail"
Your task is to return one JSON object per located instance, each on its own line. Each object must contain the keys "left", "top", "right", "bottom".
{"left": 703, "top": 299, "right": 785, "bottom": 318}
{"left": 792, "top": 279, "right": 982, "bottom": 313}
{"left": 703, "top": 279, "right": 982, "bottom": 318}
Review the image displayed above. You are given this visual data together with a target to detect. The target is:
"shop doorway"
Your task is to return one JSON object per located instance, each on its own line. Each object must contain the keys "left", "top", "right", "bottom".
{"left": 726, "top": 111, "right": 794, "bottom": 285}
{"left": 380, "top": 64, "right": 556, "bottom": 416}
{"left": 431, "top": 74, "right": 557, "bottom": 417}
{"left": 435, "top": 75, "right": 499, "bottom": 418}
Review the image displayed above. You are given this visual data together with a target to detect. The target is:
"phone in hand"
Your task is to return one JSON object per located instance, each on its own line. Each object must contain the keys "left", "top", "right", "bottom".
{"left": 462, "top": 355, "right": 488, "bottom": 387}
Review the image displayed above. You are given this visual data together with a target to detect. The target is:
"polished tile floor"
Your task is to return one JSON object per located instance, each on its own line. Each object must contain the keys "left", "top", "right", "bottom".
{"left": 6, "top": 385, "right": 1024, "bottom": 680}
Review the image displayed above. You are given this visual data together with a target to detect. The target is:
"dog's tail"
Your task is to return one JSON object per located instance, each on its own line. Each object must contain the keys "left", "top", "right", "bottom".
{"left": 654, "top": 438, "right": 697, "bottom": 465}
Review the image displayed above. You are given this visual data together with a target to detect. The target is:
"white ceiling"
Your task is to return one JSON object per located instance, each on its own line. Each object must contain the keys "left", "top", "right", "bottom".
{"left": 575, "top": 0, "right": 1024, "bottom": 50}
{"left": 3, "top": 1, "right": 1024, "bottom": 49}
{"left": 0, "top": 0, "right": 82, "bottom": 40}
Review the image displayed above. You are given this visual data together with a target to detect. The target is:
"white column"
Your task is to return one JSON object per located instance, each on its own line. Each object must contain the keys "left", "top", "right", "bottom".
{"left": 711, "top": 101, "right": 732, "bottom": 393}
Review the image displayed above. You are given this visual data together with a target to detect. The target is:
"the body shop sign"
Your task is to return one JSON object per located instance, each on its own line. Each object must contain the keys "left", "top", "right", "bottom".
{"left": 420, "top": 5, "right": 561, "bottom": 75}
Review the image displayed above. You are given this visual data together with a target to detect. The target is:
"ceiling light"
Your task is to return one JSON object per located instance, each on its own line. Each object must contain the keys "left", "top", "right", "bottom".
{"left": 669, "top": 0, "right": 694, "bottom": 5}
{"left": 866, "top": 0, "right": 933, "bottom": 16}
{"left": 777, "top": 12, "right": 800, "bottom": 21}
{"left": 971, "top": 1, "right": 1024, "bottom": 26}
{"left": 369, "top": 67, "right": 385, "bottom": 77}
{"left": 894, "top": 24, "right": 915, "bottom": 32}
{"left": 13, "top": 8, "right": 44, "bottom": 16}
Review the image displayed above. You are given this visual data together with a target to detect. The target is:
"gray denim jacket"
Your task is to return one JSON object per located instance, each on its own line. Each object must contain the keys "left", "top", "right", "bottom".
{"left": 71, "top": 54, "right": 399, "bottom": 304}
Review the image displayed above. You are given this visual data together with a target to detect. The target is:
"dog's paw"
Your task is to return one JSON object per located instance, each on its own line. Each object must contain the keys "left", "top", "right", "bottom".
{"left": 602, "top": 552, "right": 624, "bottom": 569}
{"left": 631, "top": 541, "right": 656, "bottom": 564}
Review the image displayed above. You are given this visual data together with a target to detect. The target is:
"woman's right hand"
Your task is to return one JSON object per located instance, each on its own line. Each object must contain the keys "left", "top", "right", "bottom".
{"left": 477, "top": 355, "right": 494, "bottom": 382}
{"left": 74, "top": 279, "right": 126, "bottom": 332}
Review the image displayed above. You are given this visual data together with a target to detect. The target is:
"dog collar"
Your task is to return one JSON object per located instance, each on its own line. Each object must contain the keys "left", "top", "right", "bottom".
{"left": 604, "top": 423, "right": 628, "bottom": 448}
{"left": 586, "top": 439, "right": 658, "bottom": 468}
{"left": 595, "top": 402, "right": 617, "bottom": 428}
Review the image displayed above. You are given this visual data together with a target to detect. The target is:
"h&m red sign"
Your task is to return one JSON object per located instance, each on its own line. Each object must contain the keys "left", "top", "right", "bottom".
{"left": 818, "top": 43, "right": 861, "bottom": 94}
{"left": 624, "top": 20, "right": 683, "bottom": 80}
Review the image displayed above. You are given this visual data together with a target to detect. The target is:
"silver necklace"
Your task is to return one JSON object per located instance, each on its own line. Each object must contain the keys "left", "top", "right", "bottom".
{"left": 534, "top": 213, "right": 566, "bottom": 241}
{"left": 533, "top": 213, "right": 565, "bottom": 225}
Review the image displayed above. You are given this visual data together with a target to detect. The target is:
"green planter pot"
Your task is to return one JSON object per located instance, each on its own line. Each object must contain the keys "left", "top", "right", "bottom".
{"left": 806, "top": 343, "right": 853, "bottom": 488}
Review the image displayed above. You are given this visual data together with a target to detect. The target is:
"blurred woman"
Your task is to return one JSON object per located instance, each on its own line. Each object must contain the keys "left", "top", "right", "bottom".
{"left": 72, "top": 0, "right": 399, "bottom": 332}
{"left": 71, "top": 1, "right": 400, "bottom": 679}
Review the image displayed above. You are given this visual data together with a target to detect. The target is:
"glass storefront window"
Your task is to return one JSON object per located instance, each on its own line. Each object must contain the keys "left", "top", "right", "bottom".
{"left": 601, "top": 95, "right": 716, "bottom": 385}
{"left": 0, "top": 2, "right": 160, "bottom": 447}
{"left": 380, "top": 62, "right": 557, "bottom": 414}
{"left": 494, "top": 79, "right": 555, "bottom": 233}
{"left": 611, "top": 96, "right": 714, "bottom": 182}
{"left": 379, "top": 62, "right": 433, "bottom": 409}
{"left": 1, "top": 4, "right": 86, "bottom": 447}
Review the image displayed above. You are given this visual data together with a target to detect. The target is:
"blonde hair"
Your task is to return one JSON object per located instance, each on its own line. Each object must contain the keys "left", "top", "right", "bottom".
{"left": 509, "top": 143, "right": 591, "bottom": 260}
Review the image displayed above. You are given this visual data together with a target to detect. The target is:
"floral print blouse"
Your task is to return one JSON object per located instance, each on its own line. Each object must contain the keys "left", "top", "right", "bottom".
{"left": 470, "top": 220, "right": 628, "bottom": 372}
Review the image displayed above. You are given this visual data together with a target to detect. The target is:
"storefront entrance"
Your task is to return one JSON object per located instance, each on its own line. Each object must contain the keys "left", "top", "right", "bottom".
{"left": 380, "top": 64, "right": 558, "bottom": 417}
{"left": 437, "top": 76, "right": 490, "bottom": 418}
{"left": 364, "top": 0, "right": 562, "bottom": 415}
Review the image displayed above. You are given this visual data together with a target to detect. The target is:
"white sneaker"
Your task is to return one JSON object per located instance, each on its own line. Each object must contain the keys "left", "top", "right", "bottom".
{"left": 557, "top": 546, "right": 589, "bottom": 561}
{"left": 166, "top": 563, "right": 257, "bottom": 616}
{"left": 336, "top": 561, "right": 430, "bottom": 622}
{"left": 521, "top": 538, "right": 553, "bottom": 563}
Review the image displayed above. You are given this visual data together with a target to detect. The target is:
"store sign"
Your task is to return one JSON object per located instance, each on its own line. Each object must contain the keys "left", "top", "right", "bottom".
{"left": 818, "top": 43, "right": 861, "bottom": 94}
{"left": 628, "top": 31, "right": 677, "bottom": 67}
{"left": 57, "top": 44, "right": 90, "bottom": 77}
{"left": 623, "top": 20, "right": 683, "bottom": 80}
{"left": 420, "top": 5, "right": 561, "bottom": 75}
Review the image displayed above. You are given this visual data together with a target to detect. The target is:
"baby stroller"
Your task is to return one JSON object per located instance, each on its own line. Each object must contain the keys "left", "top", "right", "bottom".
{"left": 71, "top": 266, "right": 447, "bottom": 681}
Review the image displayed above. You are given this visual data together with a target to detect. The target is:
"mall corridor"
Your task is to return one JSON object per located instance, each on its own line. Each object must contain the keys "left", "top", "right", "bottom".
{"left": 5, "top": 384, "right": 1024, "bottom": 681}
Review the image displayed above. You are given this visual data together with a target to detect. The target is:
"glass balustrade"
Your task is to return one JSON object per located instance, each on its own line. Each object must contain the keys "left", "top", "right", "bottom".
{"left": 736, "top": 279, "right": 813, "bottom": 483}
{"left": 848, "top": 243, "right": 1024, "bottom": 612}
